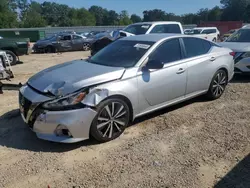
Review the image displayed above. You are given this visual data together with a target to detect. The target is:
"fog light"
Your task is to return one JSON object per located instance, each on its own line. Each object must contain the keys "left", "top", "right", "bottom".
{"left": 55, "top": 125, "right": 72, "bottom": 137}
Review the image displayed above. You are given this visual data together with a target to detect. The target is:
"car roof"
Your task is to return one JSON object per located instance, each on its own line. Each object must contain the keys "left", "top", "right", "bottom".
{"left": 131, "top": 21, "right": 181, "bottom": 25}
{"left": 120, "top": 34, "right": 183, "bottom": 42}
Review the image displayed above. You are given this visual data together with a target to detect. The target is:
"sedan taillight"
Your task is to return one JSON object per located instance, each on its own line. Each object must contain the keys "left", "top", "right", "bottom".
{"left": 229, "top": 52, "right": 235, "bottom": 57}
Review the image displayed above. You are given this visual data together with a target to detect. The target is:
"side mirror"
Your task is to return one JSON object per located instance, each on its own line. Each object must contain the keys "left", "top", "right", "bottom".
{"left": 145, "top": 59, "right": 164, "bottom": 69}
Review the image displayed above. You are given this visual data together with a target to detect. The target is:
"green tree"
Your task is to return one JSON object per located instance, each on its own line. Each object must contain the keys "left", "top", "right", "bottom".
{"left": 220, "top": 0, "right": 250, "bottom": 21}
{"left": 0, "top": 0, "right": 18, "bottom": 28}
{"left": 89, "top": 6, "right": 108, "bottom": 26}
{"left": 208, "top": 6, "right": 222, "bottom": 21}
{"left": 20, "top": 1, "right": 47, "bottom": 27}
{"left": 119, "top": 10, "right": 132, "bottom": 25}
{"left": 130, "top": 14, "right": 142, "bottom": 23}
{"left": 103, "top": 10, "right": 119, "bottom": 25}
{"left": 143, "top": 9, "right": 166, "bottom": 21}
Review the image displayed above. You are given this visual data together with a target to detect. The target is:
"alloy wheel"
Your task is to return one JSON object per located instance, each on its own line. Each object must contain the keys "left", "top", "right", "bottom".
{"left": 83, "top": 43, "right": 90, "bottom": 51}
{"left": 96, "top": 102, "right": 128, "bottom": 139}
{"left": 212, "top": 71, "right": 227, "bottom": 97}
{"left": 6, "top": 54, "right": 13, "bottom": 63}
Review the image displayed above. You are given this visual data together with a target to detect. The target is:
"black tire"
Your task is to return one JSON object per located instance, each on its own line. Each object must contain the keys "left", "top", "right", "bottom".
{"left": 90, "top": 98, "right": 130, "bottom": 142}
{"left": 212, "top": 38, "right": 217, "bottom": 42}
{"left": 5, "top": 50, "right": 17, "bottom": 65}
{"left": 206, "top": 69, "right": 228, "bottom": 100}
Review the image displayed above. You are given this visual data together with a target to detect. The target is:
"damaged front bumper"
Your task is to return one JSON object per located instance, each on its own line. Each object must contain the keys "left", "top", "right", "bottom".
{"left": 19, "top": 85, "right": 97, "bottom": 143}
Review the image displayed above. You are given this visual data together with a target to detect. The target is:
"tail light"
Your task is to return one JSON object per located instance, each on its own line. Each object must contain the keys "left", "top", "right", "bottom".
{"left": 229, "top": 52, "right": 235, "bottom": 57}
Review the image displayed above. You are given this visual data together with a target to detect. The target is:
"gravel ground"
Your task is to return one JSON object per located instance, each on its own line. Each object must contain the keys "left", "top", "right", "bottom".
{"left": 0, "top": 52, "right": 250, "bottom": 188}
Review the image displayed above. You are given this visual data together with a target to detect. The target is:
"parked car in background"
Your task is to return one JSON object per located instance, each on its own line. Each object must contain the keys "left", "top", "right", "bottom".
{"left": 33, "top": 34, "right": 91, "bottom": 53}
{"left": 187, "top": 27, "right": 220, "bottom": 42}
{"left": 184, "top": 29, "right": 193, "bottom": 34}
{"left": 0, "top": 37, "right": 31, "bottom": 65}
{"left": 222, "top": 29, "right": 238, "bottom": 41}
{"left": 90, "top": 21, "right": 184, "bottom": 55}
{"left": 121, "top": 21, "right": 184, "bottom": 36}
{"left": 220, "top": 26, "right": 250, "bottom": 74}
{"left": 19, "top": 34, "right": 234, "bottom": 143}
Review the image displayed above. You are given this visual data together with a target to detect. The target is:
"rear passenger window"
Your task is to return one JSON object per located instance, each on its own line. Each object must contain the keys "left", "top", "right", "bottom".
{"left": 149, "top": 38, "right": 182, "bottom": 64}
{"left": 150, "top": 24, "right": 182, "bottom": 34}
{"left": 183, "top": 38, "right": 211, "bottom": 58}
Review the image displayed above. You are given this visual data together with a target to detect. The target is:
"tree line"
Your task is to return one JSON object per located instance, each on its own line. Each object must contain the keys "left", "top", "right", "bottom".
{"left": 0, "top": 0, "right": 250, "bottom": 28}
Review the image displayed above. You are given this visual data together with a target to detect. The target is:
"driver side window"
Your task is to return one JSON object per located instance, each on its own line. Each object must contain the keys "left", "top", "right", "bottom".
{"left": 148, "top": 38, "right": 182, "bottom": 64}
{"left": 60, "top": 35, "right": 71, "bottom": 41}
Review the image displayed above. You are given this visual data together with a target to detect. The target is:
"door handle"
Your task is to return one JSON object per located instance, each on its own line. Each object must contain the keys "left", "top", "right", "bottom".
{"left": 210, "top": 57, "right": 216, "bottom": 61}
{"left": 176, "top": 68, "right": 185, "bottom": 74}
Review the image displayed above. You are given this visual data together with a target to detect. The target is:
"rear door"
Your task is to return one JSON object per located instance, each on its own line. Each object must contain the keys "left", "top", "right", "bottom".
{"left": 58, "top": 35, "right": 73, "bottom": 51}
{"left": 181, "top": 37, "right": 214, "bottom": 95}
{"left": 72, "top": 35, "right": 83, "bottom": 50}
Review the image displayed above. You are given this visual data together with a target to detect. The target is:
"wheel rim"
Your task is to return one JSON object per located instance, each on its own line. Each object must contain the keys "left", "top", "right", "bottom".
{"left": 6, "top": 54, "right": 13, "bottom": 63}
{"left": 97, "top": 102, "right": 128, "bottom": 139}
{"left": 212, "top": 72, "right": 227, "bottom": 97}
{"left": 83, "top": 43, "right": 90, "bottom": 51}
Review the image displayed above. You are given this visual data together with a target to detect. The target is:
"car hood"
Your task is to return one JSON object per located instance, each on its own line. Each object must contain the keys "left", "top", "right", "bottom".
{"left": 28, "top": 60, "right": 125, "bottom": 96}
{"left": 219, "top": 42, "right": 250, "bottom": 52}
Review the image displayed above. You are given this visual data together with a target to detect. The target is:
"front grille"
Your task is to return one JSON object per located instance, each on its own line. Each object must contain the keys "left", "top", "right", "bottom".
{"left": 19, "top": 92, "right": 32, "bottom": 118}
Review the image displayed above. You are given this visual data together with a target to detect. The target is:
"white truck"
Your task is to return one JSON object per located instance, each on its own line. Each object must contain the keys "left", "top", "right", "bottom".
{"left": 120, "top": 21, "right": 184, "bottom": 36}
{"left": 187, "top": 27, "right": 220, "bottom": 42}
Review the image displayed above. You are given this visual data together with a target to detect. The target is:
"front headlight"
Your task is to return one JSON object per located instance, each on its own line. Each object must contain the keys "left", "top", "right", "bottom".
{"left": 42, "top": 91, "right": 87, "bottom": 110}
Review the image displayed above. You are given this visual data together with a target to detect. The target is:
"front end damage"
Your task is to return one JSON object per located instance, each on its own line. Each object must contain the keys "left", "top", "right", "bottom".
{"left": 19, "top": 84, "right": 112, "bottom": 143}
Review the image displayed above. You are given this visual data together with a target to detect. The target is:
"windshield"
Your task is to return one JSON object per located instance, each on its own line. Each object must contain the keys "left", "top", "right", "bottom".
{"left": 123, "top": 24, "right": 152, "bottom": 35}
{"left": 226, "top": 29, "right": 250, "bottom": 42}
{"left": 89, "top": 40, "right": 154, "bottom": 68}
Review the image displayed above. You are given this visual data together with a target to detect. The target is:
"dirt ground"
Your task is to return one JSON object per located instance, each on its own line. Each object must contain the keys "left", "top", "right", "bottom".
{"left": 0, "top": 51, "right": 250, "bottom": 188}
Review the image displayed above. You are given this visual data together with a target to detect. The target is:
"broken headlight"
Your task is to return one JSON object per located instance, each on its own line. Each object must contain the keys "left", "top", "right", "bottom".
{"left": 42, "top": 91, "right": 87, "bottom": 110}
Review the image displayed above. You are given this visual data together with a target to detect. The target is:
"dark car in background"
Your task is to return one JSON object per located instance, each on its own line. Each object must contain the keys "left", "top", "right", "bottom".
{"left": 0, "top": 37, "right": 31, "bottom": 65}
{"left": 33, "top": 33, "right": 92, "bottom": 53}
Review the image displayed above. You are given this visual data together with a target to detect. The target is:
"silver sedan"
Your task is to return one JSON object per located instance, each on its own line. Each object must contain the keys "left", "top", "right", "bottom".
{"left": 19, "top": 34, "right": 234, "bottom": 143}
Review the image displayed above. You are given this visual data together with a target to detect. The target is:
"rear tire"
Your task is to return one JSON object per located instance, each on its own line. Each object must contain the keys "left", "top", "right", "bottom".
{"left": 90, "top": 98, "right": 130, "bottom": 142}
{"left": 206, "top": 69, "right": 228, "bottom": 100}
{"left": 83, "top": 43, "right": 90, "bottom": 51}
{"left": 5, "top": 50, "right": 17, "bottom": 65}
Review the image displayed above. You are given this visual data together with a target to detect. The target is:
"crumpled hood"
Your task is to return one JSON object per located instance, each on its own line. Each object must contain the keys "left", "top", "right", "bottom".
{"left": 28, "top": 60, "right": 125, "bottom": 96}
{"left": 219, "top": 42, "right": 250, "bottom": 52}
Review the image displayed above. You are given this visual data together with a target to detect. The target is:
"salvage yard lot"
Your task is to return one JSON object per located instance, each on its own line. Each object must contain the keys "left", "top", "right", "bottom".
{"left": 0, "top": 51, "right": 250, "bottom": 188}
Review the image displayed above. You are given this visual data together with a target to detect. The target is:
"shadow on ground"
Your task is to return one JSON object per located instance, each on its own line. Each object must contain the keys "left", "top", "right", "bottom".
{"left": 0, "top": 96, "right": 205, "bottom": 153}
{"left": 214, "top": 154, "right": 250, "bottom": 188}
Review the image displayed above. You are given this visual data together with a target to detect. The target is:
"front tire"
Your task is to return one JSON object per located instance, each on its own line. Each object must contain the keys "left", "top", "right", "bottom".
{"left": 206, "top": 69, "right": 228, "bottom": 100}
{"left": 5, "top": 50, "right": 17, "bottom": 65}
{"left": 90, "top": 98, "right": 130, "bottom": 142}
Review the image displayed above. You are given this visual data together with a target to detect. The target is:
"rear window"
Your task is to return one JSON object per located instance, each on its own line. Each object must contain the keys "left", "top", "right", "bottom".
{"left": 226, "top": 29, "right": 250, "bottom": 42}
{"left": 123, "top": 24, "right": 152, "bottom": 35}
{"left": 150, "top": 24, "right": 182, "bottom": 34}
{"left": 183, "top": 38, "right": 211, "bottom": 58}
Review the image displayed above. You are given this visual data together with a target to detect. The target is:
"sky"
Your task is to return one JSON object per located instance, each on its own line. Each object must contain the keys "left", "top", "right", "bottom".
{"left": 35, "top": 0, "right": 222, "bottom": 16}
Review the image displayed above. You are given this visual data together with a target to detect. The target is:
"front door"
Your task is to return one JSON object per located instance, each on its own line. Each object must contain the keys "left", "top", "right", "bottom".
{"left": 137, "top": 38, "right": 187, "bottom": 109}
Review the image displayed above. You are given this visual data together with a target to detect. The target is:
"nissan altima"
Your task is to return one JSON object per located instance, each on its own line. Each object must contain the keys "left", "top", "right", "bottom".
{"left": 19, "top": 34, "right": 234, "bottom": 143}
